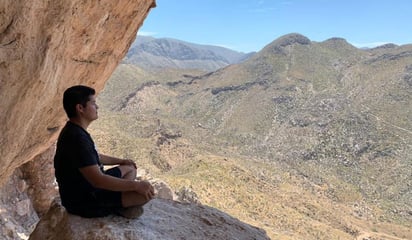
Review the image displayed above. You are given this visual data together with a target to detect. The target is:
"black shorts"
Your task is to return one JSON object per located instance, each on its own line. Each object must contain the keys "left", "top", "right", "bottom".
{"left": 67, "top": 167, "right": 123, "bottom": 218}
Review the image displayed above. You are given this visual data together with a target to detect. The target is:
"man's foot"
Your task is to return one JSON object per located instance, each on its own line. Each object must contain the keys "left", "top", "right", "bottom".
{"left": 117, "top": 206, "right": 144, "bottom": 219}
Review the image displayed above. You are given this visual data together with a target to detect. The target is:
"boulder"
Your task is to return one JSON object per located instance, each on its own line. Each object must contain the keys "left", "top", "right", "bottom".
{"left": 29, "top": 198, "right": 270, "bottom": 240}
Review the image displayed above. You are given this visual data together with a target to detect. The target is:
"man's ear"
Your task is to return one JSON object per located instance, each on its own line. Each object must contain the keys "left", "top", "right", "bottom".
{"left": 75, "top": 103, "right": 84, "bottom": 115}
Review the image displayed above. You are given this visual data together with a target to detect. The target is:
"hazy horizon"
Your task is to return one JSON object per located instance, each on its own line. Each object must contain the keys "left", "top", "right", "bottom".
{"left": 138, "top": 0, "right": 411, "bottom": 53}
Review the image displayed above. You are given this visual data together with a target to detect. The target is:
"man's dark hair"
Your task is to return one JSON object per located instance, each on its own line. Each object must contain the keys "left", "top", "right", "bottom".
{"left": 63, "top": 85, "right": 96, "bottom": 118}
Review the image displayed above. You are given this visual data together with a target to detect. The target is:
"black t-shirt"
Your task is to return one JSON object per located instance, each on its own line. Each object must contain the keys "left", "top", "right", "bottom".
{"left": 54, "top": 121, "right": 104, "bottom": 209}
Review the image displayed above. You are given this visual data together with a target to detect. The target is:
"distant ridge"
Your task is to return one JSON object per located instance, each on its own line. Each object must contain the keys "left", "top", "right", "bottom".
{"left": 96, "top": 33, "right": 412, "bottom": 239}
{"left": 124, "top": 36, "right": 254, "bottom": 71}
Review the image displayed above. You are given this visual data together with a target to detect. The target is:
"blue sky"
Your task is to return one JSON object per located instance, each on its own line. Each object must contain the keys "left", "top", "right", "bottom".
{"left": 138, "top": 0, "right": 411, "bottom": 53}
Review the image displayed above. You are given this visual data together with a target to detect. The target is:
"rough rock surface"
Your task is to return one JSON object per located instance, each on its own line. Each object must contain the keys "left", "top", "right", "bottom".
{"left": 0, "top": 167, "right": 39, "bottom": 240}
{"left": 29, "top": 198, "right": 270, "bottom": 240}
{"left": 20, "top": 145, "right": 58, "bottom": 216}
{"left": 0, "top": 0, "right": 156, "bottom": 185}
{"left": 0, "top": 145, "right": 58, "bottom": 240}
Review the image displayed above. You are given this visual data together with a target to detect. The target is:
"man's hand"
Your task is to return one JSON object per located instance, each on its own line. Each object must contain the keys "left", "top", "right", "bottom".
{"left": 135, "top": 180, "right": 155, "bottom": 200}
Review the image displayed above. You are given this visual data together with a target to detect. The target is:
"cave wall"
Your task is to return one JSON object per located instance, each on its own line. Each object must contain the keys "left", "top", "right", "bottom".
{"left": 0, "top": 0, "right": 156, "bottom": 185}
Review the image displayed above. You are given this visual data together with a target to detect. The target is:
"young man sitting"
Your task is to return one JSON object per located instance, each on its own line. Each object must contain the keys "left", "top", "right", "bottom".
{"left": 54, "top": 85, "right": 155, "bottom": 218}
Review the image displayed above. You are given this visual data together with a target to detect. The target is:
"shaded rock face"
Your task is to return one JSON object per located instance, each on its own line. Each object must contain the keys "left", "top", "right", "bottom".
{"left": 0, "top": 167, "right": 39, "bottom": 240}
{"left": 0, "top": 0, "right": 156, "bottom": 185}
{"left": 20, "top": 145, "right": 58, "bottom": 216}
{"left": 29, "top": 198, "right": 270, "bottom": 240}
{"left": 0, "top": 146, "right": 60, "bottom": 240}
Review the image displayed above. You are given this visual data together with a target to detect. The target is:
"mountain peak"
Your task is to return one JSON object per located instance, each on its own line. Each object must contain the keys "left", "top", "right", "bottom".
{"left": 323, "top": 37, "right": 348, "bottom": 44}
{"left": 319, "top": 37, "right": 358, "bottom": 51}
{"left": 274, "top": 33, "right": 311, "bottom": 46}
{"left": 262, "top": 33, "right": 311, "bottom": 54}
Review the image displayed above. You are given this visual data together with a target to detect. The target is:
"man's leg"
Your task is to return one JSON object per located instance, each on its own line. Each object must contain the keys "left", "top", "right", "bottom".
{"left": 106, "top": 165, "right": 152, "bottom": 218}
{"left": 117, "top": 165, "right": 137, "bottom": 180}
{"left": 106, "top": 165, "right": 151, "bottom": 207}
{"left": 121, "top": 191, "right": 150, "bottom": 207}
{"left": 116, "top": 165, "right": 152, "bottom": 207}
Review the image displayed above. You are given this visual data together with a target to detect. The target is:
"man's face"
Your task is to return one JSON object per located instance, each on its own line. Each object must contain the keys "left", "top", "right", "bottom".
{"left": 81, "top": 95, "right": 98, "bottom": 121}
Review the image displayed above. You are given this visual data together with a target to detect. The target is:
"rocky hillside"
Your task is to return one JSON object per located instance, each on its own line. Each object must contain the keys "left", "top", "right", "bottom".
{"left": 92, "top": 33, "right": 412, "bottom": 239}
{"left": 124, "top": 36, "right": 253, "bottom": 71}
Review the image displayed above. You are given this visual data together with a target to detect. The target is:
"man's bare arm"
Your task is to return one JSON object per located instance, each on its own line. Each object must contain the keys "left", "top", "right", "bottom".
{"left": 99, "top": 154, "right": 136, "bottom": 168}
{"left": 79, "top": 164, "right": 153, "bottom": 199}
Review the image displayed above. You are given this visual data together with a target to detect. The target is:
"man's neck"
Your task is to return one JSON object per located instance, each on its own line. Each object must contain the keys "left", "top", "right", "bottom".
{"left": 69, "top": 117, "right": 90, "bottom": 130}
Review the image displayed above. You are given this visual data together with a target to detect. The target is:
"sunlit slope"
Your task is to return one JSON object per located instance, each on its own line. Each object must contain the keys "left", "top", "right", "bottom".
{"left": 91, "top": 33, "right": 412, "bottom": 239}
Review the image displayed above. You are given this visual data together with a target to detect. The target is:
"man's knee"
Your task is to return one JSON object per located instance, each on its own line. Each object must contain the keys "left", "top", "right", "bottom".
{"left": 118, "top": 165, "right": 136, "bottom": 179}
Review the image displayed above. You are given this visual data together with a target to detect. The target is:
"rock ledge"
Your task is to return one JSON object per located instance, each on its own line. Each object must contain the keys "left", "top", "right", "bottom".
{"left": 29, "top": 198, "right": 270, "bottom": 240}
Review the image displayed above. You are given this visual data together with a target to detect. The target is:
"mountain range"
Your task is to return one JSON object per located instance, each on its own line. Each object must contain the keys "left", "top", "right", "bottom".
{"left": 123, "top": 35, "right": 254, "bottom": 71}
{"left": 91, "top": 33, "right": 412, "bottom": 239}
